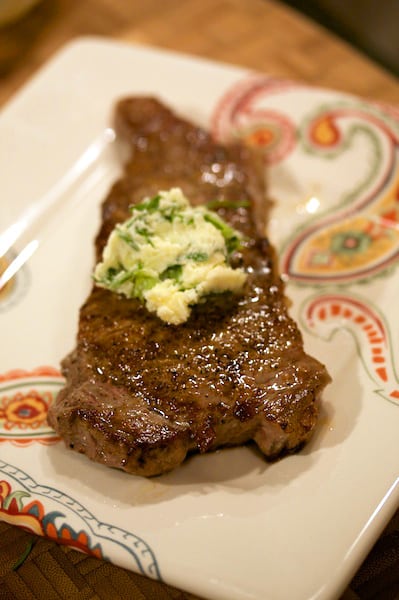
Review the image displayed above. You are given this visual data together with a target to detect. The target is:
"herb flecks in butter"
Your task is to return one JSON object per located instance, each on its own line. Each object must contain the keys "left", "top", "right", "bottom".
{"left": 94, "top": 188, "right": 247, "bottom": 325}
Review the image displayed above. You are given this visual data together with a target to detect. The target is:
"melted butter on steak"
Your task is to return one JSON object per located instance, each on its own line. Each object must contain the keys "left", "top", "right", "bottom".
{"left": 48, "top": 97, "right": 331, "bottom": 476}
{"left": 93, "top": 187, "right": 247, "bottom": 325}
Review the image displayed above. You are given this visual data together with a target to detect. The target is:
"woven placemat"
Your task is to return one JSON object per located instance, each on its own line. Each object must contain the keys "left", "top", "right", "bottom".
{"left": 0, "top": 521, "right": 201, "bottom": 600}
{"left": 2, "top": 515, "right": 399, "bottom": 600}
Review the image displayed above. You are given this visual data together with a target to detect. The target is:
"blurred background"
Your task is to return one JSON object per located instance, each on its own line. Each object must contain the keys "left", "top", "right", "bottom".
{"left": 280, "top": 0, "right": 399, "bottom": 77}
{"left": 1, "top": 0, "right": 399, "bottom": 110}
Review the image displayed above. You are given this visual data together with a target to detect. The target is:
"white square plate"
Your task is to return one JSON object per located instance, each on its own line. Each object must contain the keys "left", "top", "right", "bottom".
{"left": 1, "top": 37, "right": 399, "bottom": 600}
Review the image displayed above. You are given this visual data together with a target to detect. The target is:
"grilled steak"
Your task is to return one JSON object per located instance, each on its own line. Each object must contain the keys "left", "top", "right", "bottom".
{"left": 48, "top": 97, "right": 331, "bottom": 477}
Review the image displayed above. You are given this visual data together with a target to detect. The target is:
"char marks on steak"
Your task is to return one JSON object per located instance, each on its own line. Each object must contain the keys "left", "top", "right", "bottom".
{"left": 48, "top": 97, "right": 331, "bottom": 476}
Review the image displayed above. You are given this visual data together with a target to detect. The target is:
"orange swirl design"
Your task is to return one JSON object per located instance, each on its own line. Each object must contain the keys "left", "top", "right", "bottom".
{"left": 281, "top": 104, "right": 399, "bottom": 284}
{"left": 304, "top": 294, "right": 399, "bottom": 403}
{"left": 0, "top": 479, "right": 103, "bottom": 557}
{"left": 212, "top": 75, "right": 297, "bottom": 164}
{"left": 309, "top": 116, "right": 341, "bottom": 147}
{"left": 0, "top": 367, "right": 63, "bottom": 445}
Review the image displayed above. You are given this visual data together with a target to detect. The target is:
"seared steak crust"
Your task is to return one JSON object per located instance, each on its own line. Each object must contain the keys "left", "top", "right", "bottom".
{"left": 48, "top": 98, "right": 331, "bottom": 476}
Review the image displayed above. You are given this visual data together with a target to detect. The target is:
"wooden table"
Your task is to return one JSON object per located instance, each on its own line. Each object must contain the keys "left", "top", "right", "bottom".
{"left": 1, "top": 0, "right": 399, "bottom": 107}
{"left": 1, "top": 1, "right": 399, "bottom": 599}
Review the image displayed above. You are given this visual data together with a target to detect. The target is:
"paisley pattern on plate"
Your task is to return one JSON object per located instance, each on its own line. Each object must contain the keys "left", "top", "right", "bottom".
{"left": 212, "top": 74, "right": 399, "bottom": 285}
{"left": 211, "top": 75, "right": 297, "bottom": 165}
{"left": 0, "top": 477, "right": 104, "bottom": 558}
{"left": 0, "top": 367, "right": 63, "bottom": 445}
{"left": 286, "top": 101, "right": 399, "bottom": 284}
{"left": 0, "top": 461, "right": 162, "bottom": 580}
{"left": 302, "top": 293, "right": 399, "bottom": 404}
